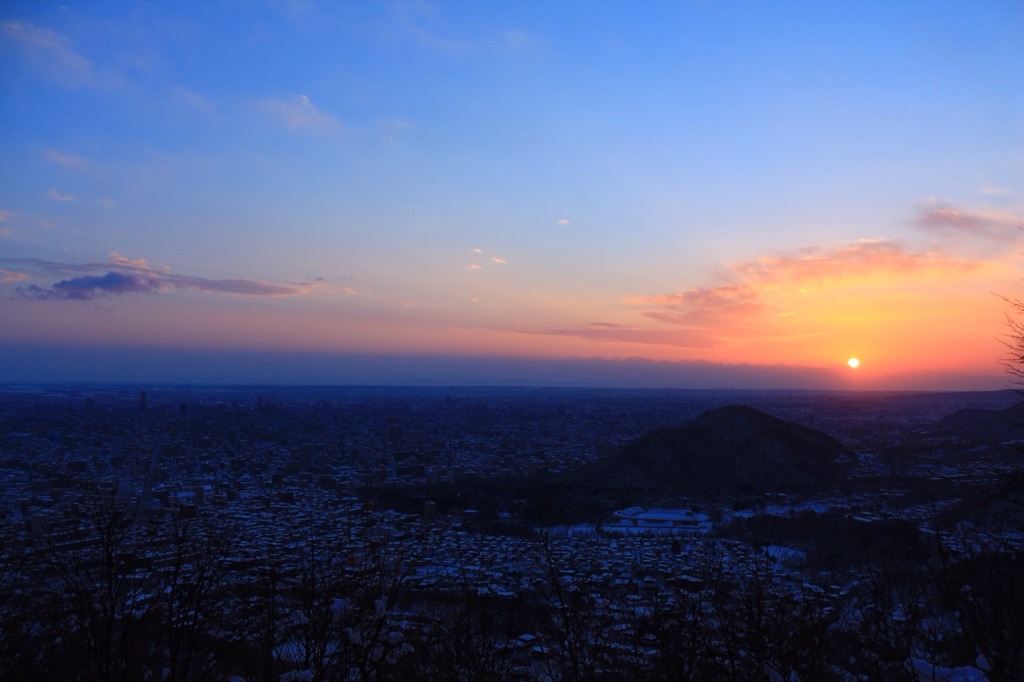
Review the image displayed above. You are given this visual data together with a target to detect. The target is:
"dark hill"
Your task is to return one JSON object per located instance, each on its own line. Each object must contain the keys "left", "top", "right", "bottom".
{"left": 921, "top": 401, "right": 1024, "bottom": 445}
{"left": 578, "top": 405, "right": 847, "bottom": 497}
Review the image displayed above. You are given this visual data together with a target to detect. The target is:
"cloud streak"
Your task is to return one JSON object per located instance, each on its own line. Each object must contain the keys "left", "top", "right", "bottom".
{"left": 260, "top": 94, "right": 339, "bottom": 131}
{"left": 733, "top": 239, "right": 977, "bottom": 287}
{"left": 629, "top": 239, "right": 983, "bottom": 329}
{"left": 46, "top": 188, "right": 74, "bottom": 202}
{"left": 914, "top": 204, "right": 1023, "bottom": 242}
{"left": 45, "top": 149, "right": 88, "bottom": 170}
{"left": 0, "top": 268, "right": 27, "bottom": 283}
{"left": 392, "top": 1, "right": 474, "bottom": 53}
{"left": 519, "top": 322, "right": 716, "bottom": 348}
{"left": 520, "top": 236, "right": 991, "bottom": 353}
{"left": 1, "top": 21, "right": 119, "bottom": 89}
{"left": 6, "top": 253, "right": 316, "bottom": 301}
{"left": 630, "top": 285, "right": 765, "bottom": 326}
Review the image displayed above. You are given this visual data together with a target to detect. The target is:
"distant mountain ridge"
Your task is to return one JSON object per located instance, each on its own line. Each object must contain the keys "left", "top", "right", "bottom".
{"left": 578, "top": 404, "right": 847, "bottom": 496}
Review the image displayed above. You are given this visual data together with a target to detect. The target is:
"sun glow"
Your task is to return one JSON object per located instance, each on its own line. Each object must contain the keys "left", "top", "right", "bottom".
{"left": 847, "top": 357, "right": 860, "bottom": 369}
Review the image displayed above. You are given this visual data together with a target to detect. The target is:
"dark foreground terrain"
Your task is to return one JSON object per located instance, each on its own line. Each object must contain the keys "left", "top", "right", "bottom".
{"left": 1, "top": 384, "right": 1022, "bottom": 680}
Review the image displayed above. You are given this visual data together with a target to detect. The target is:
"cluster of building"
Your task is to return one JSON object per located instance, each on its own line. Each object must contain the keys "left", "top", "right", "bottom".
{"left": 1, "top": 384, "right": 1020, "bottom": 679}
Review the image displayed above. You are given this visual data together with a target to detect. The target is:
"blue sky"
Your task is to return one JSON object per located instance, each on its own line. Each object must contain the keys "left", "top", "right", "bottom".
{"left": 1, "top": 1, "right": 1022, "bottom": 388}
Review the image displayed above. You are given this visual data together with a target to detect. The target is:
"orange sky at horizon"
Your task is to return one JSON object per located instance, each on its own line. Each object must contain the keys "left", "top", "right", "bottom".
{"left": 0, "top": 234, "right": 1016, "bottom": 389}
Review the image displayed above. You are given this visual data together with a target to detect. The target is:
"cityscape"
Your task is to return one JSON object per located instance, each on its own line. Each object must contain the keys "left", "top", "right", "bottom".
{"left": 1, "top": 384, "right": 1021, "bottom": 680}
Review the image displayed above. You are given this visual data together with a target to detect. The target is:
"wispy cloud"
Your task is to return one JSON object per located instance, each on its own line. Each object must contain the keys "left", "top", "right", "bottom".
{"left": 169, "top": 86, "right": 214, "bottom": 114}
{"left": 557, "top": 218, "right": 571, "bottom": 225}
{"left": 979, "top": 185, "right": 1012, "bottom": 197}
{"left": 377, "top": 118, "right": 417, "bottom": 143}
{"left": 392, "top": 0, "right": 474, "bottom": 53}
{"left": 733, "top": 239, "right": 976, "bottom": 288}
{"left": 913, "top": 203, "right": 1023, "bottom": 242}
{"left": 260, "top": 94, "right": 339, "bottom": 131}
{"left": 491, "top": 256, "right": 506, "bottom": 264}
{"left": 629, "top": 285, "right": 764, "bottom": 326}
{"left": 108, "top": 252, "right": 170, "bottom": 273}
{"left": 275, "top": 0, "right": 323, "bottom": 25}
{"left": 45, "top": 149, "right": 88, "bottom": 171}
{"left": 630, "top": 238, "right": 983, "bottom": 327}
{"left": 519, "top": 322, "right": 716, "bottom": 349}
{"left": 0, "top": 268, "right": 27, "bottom": 283}
{"left": 525, "top": 239, "right": 972, "bottom": 350}
{"left": 1, "top": 21, "right": 120, "bottom": 89}
{"left": 5, "top": 253, "right": 316, "bottom": 301}
{"left": 502, "top": 29, "right": 534, "bottom": 51}
{"left": 46, "top": 188, "right": 74, "bottom": 202}
{"left": 0, "top": 210, "right": 11, "bottom": 222}
{"left": 522, "top": 232, "right": 996, "bottom": 359}
{"left": 626, "top": 238, "right": 986, "bottom": 333}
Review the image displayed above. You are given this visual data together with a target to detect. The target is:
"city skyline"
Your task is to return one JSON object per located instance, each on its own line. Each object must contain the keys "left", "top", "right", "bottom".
{"left": 2, "top": 1, "right": 1022, "bottom": 389}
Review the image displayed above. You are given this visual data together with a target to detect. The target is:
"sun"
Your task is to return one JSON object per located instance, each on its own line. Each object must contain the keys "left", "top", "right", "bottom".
{"left": 847, "top": 357, "right": 860, "bottom": 369}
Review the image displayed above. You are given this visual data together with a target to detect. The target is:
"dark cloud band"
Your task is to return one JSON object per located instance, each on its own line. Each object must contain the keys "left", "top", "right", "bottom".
{"left": 5, "top": 255, "right": 311, "bottom": 301}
